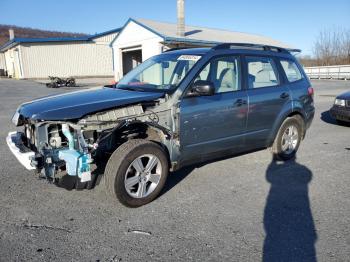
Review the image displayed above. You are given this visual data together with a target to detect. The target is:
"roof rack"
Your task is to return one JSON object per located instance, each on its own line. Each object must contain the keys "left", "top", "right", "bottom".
{"left": 212, "top": 43, "right": 301, "bottom": 53}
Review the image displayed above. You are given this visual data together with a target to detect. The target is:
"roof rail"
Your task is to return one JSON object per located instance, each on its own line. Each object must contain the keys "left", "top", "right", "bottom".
{"left": 212, "top": 43, "right": 301, "bottom": 53}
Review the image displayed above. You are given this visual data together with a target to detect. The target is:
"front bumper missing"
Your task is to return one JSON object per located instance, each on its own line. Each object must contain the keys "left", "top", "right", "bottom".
{"left": 6, "top": 131, "right": 36, "bottom": 170}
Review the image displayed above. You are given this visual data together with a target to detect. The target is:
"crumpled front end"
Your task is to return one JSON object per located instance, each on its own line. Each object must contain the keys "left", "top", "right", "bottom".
{"left": 6, "top": 120, "right": 95, "bottom": 184}
{"left": 6, "top": 98, "right": 177, "bottom": 187}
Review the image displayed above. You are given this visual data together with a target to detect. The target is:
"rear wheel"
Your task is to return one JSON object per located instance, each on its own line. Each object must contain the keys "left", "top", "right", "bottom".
{"left": 272, "top": 116, "right": 303, "bottom": 160}
{"left": 104, "top": 139, "right": 169, "bottom": 207}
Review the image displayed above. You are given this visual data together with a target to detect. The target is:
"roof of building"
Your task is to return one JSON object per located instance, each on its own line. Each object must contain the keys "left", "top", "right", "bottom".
{"left": 0, "top": 27, "right": 122, "bottom": 52}
{"left": 127, "top": 18, "right": 294, "bottom": 50}
{"left": 1, "top": 18, "right": 297, "bottom": 52}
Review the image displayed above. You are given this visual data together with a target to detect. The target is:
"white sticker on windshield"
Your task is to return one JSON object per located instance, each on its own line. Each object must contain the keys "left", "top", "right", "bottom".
{"left": 177, "top": 55, "right": 201, "bottom": 61}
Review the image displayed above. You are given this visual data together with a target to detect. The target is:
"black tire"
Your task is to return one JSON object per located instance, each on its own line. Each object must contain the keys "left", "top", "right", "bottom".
{"left": 104, "top": 139, "right": 169, "bottom": 207}
{"left": 272, "top": 116, "right": 303, "bottom": 161}
{"left": 68, "top": 81, "right": 76, "bottom": 87}
{"left": 46, "top": 83, "right": 55, "bottom": 88}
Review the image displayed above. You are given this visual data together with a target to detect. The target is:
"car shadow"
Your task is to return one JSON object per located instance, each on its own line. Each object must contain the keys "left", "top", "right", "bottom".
{"left": 263, "top": 156, "right": 317, "bottom": 262}
{"left": 160, "top": 148, "right": 265, "bottom": 197}
{"left": 161, "top": 166, "right": 196, "bottom": 195}
{"left": 320, "top": 110, "right": 350, "bottom": 127}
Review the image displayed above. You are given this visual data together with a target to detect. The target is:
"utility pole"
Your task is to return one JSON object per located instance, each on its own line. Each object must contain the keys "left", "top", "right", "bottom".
{"left": 177, "top": 0, "right": 185, "bottom": 37}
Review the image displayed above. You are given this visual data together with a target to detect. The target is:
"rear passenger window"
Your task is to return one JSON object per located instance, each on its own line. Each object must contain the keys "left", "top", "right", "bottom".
{"left": 246, "top": 56, "right": 279, "bottom": 89}
{"left": 280, "top": 60, "right": 303, "bottom": 82}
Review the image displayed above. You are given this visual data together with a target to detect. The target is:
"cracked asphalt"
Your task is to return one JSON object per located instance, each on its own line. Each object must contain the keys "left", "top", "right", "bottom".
{"left": 0, "top": 79, "right": 349, "bottom": 261}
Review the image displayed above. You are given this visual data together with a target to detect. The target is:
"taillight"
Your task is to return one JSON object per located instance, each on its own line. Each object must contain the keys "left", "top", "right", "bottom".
{"left": 308, "top": 87, "right": 314, "bottom": 97}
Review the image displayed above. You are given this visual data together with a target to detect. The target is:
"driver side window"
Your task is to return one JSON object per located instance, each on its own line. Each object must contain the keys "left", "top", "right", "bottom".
{"left": 195, "top": 56, "right": 241, "bottom": 94}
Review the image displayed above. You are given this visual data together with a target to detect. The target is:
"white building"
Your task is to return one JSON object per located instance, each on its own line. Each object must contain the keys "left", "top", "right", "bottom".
{"left": 111, "top": 18, "right": 293, "bottom": 80}
{"left": 0, "top": 52, "right": 6, "bottom": 76}
{"left": 0, "top": 28, "right": 120, "bottom": 79}
{"left": 0, "top": 17, "right": 293, "bottom": 80}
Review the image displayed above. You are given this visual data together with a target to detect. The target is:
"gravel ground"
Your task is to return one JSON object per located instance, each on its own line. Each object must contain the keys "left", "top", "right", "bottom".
{"left": 0, "top": 79, "right": 349, "bottom": 261}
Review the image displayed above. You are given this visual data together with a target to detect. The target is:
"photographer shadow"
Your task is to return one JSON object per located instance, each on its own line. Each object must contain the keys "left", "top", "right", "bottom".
{"left": 263, "top": 156, "right": 317, "bottom": 262}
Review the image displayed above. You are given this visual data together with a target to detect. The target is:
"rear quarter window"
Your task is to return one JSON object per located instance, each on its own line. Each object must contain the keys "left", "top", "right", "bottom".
{"left": 280, "top": 60, "right": 304, "bottom": 82}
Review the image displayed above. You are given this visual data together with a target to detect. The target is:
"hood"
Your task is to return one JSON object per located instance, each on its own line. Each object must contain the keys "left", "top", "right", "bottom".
{"left": 337, "top": 91, "right": 350, "bottom": 100}
{"left": 17, "top": 87, "right": 164, "bottom": 122}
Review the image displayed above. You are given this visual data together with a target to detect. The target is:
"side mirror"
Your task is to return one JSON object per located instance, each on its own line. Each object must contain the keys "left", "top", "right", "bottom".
{"left": 187, "top": 80, "right": 215, "bottom": 97}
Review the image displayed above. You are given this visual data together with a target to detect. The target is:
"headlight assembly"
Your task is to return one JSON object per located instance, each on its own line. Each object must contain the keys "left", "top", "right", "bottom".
{"left": 334, "top": 98, "right": 345, "bottom": 107}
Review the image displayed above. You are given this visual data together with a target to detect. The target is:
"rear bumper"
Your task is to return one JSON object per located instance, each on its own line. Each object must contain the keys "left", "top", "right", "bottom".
{"left": 330, "top": 106, "right": 350, "bottom": 122}
{"left": 6, "top": 131, "right": 36, "bottom": 170}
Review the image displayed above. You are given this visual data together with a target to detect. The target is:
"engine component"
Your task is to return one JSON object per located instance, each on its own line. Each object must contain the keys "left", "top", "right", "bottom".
{"left": 47, "top": 124, "right": 65, "bottom": 148}
{"left": 61, "top": 124, "right": 74, "bottom": 149}
{"left": 59, "top": 124, "right": 92, "bottom": 182}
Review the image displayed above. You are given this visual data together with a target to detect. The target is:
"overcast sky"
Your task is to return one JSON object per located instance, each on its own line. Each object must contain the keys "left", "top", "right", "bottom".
{"left": 1, "top": 0, "right": 349, "bottom": 56}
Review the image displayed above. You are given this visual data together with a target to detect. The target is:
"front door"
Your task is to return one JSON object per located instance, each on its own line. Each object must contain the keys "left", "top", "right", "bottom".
{"left": 179, "top": 55, "right": 248, "bottom": 160}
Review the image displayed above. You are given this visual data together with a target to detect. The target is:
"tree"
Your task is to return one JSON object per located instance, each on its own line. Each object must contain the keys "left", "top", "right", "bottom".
{"left": 313, "top": 27, "right": 350, "bottom": 66}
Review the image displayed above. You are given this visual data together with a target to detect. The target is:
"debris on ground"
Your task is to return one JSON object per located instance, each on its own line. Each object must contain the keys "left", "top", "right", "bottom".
{"left": 127, "top": 229, "right": 152, "bottom": 236}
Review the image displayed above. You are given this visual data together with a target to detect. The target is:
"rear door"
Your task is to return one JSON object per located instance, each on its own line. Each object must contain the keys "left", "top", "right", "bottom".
{"left": 244, "top": 55, "right": 291, "bottom": 148}
{"left": 179, "top": 55, "right": 248, "bottom": 159}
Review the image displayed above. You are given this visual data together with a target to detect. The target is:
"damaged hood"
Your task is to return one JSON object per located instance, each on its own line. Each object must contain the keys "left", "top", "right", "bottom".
{"left": 16, "top": 87, "right": 164, "bottom": 122}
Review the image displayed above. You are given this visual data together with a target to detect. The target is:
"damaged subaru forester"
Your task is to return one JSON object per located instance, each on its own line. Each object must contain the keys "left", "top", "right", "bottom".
{"left": 7, "top": 43, "right": 315, "bottom": 207}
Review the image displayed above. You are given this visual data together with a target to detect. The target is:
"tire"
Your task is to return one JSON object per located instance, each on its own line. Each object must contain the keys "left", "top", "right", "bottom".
{"left": 104, "top": 139, "right": 169, "bottom": 207}
{"left": 272, "top": 116, "right": 303, "bottom": 161}
{"left": 66, "top": 79, "right": 76, "bottom": 87}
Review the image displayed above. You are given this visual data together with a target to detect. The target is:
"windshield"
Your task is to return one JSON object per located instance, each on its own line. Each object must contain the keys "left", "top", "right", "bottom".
{"left": 116, "top": 53, "right": 202, "bottom": 91}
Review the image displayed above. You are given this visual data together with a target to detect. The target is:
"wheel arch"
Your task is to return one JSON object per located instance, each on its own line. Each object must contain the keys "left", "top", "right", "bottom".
{"left": 267, "top": 108, "right": 306, "bottom": 147}
{"left": 111, "top": 121, "right": 172, "bottom": 165}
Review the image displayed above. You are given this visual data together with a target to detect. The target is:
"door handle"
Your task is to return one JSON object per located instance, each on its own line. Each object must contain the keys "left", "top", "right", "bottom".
{"left": 234, "top": 99, "right": 247, "bottom": 107}
{"left": 280, "top": 92, "right": 290, "bottom": 99}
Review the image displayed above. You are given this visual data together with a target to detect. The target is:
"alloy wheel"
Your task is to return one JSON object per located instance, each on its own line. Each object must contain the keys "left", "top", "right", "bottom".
{"left": 124, "top": 154, "right": 162, "bottom": 198}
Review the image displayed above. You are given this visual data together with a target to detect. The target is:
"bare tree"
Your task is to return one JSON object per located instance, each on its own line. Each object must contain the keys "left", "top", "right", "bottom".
{"left": 313, "top": 27, "right": 350, "bottom": 66}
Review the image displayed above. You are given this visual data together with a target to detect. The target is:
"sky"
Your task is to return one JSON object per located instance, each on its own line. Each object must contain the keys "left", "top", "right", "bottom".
{"left": 1, "top": 0, "right": 349, "bottom": 56}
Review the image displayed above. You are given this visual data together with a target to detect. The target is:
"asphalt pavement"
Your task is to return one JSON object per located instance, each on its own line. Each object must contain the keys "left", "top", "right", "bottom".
{"left": 0, "top": 79, "right": 349, "bottom": 261}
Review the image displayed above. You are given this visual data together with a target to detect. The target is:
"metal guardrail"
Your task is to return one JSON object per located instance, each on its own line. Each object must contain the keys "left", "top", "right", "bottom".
{"left": 304, "top": 65, "right": 350, "bottom": 80}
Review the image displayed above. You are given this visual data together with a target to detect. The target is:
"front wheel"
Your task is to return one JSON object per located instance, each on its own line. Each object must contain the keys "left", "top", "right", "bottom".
{"left": 272, "top": 116, "right": 303, "bottom": 160}
{"left": 104, "top": 139, "right": 169, "bottom": 207}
